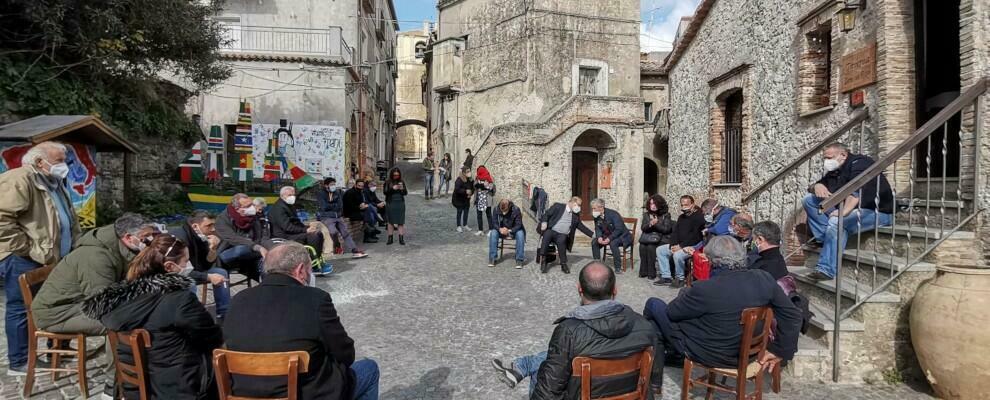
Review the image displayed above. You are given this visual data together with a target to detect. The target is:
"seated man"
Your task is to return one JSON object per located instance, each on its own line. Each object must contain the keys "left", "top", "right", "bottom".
{"left": 253, "top": 197, "right": 272, "bottom": 237}
{"left": 655, "top": 195, "right": 706, "bottom": 287}
{"left": 490, "top": 261, "right": 660, "bottom": 399}
{"left": 169, "top": 211, "right": 231, "bottom": 320}
{"left": 224, "top": 242, "right": 379, "bottom": 400}
{"left": 343, "top": 179, "right": 373, "bottom": 244}
{"left": 643, "top": 236, "right": 801, "bottom": 392}
{"left": 803, "top": 142, "right": 893, "bottom": 280}
{"left": 215, "top": 193, "right": 274, "bottom": 282}
{"left": 487, "top": 199, "right": 526, "bottom": 268}
{"left": 747, "top": 221, "right": 789, "bottom": 280}
{"left": 538, "top": 197, "right": 594, "bottom": 274}
{"left": 32, "top": 213, "right": 159, "bottom": 390}
{"left": 699, "top": 198, "right": 737, "bottom": 240}
{"left": 317, "top": 177, "right": 368, "bottom": 258}
{"left": 589, "top": 198, "right": 632, "bottom": 274}
{"left": 362, "top": 179, "right": 387, "bottom": 235}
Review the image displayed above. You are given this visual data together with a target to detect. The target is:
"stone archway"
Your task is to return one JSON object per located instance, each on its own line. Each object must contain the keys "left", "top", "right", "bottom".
{"left": 395, "top": 119, "right": 428, "bottom": 160}
{"left": 571, "top": 129, "right": 615, "bottom": 219}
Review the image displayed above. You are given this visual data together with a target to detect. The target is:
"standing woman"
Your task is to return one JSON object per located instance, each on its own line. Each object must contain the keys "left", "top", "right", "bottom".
{"left": 452, "top": 168, "right": 474, "bottom": 232}
{"left": 82, "top": 235, "right": 223, "bottom": 399}
{"left": 639, "top": 194, "right": 673, "bottom": 280}
{"left": 384, "top": 167, "right": 409, "bottom": 245}
{"left": 473, "top": 165, "right": 496, "bottom": 236}
{"left": 438, "top": 153, "right": 452, "bottom": 196}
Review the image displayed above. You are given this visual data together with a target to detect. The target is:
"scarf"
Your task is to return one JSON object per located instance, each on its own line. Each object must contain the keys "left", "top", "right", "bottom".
{"left": 226, "top": 204, "right": 254, "bottom": 230}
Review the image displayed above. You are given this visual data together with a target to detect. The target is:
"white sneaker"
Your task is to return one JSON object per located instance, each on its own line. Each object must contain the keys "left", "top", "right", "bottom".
{"left": 457, "top": 226, "right": 463, "bottom": 233}
{"left": 475, "top": 230, "right": 484, "bottom": 236}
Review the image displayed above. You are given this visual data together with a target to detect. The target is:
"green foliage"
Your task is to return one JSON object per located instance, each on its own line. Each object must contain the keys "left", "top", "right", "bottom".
{"left": 130, "top": 190, "right": 195, "bottom": 220}
{"left": 882, "top": 368, "right": 904, "bottom": 385}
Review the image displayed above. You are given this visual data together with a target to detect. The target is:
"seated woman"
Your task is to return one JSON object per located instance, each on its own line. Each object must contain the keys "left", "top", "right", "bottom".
{"left": 83, "top": 234, "right": 223, "bottom": 400}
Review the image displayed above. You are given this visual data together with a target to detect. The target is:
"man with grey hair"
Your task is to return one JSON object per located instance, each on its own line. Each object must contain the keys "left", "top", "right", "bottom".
{"left": 216, "top": 193, "right": 273, "bottom": 282}
{"left": 0, "top": 141, "right": 81, "bottom": 375}
{"left": 589, "top": 198, "right": 632, "bottom": 274}
{"left": 748, "top": 221, "right": 788, "bottom": 280}
{"left": 642, "top": 235, "right": 802, "bottom": 391}
{"left": 269, "top": 186, "right": 327, "bottom": 266}
{"left": 224, "top": 242, "right": 380, "bottom": 400}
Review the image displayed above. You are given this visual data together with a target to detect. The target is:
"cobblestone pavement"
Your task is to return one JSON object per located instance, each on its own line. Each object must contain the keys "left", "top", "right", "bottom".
{"left": 0, "top": 164, "right": 936, "bottom": 399}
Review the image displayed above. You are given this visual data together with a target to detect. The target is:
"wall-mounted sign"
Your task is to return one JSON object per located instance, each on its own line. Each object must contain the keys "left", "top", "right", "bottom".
{"left": 840, "top": 42, "right": 877, "bottom": 92}
{"left": 850, "top": 89, "right": 866, "bottom": 107}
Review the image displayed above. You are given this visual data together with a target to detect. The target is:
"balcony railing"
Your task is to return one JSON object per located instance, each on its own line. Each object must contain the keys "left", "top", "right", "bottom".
{"left": 220, "top": 25, "right": 353, "bottom": 64}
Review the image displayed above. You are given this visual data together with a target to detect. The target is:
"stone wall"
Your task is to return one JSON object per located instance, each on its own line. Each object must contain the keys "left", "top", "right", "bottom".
{"left": 97, "top": 135, "right": 192, "bottom": 211}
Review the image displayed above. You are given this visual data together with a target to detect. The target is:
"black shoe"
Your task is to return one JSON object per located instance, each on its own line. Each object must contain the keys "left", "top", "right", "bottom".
{"left": 540, "top": 262, "right": 550, "bottom": 274}
{"left": 363, "top": 237, "right": 379, "bottom": 244}
{"left": 653, "top": 278, "right": 672, "bottom": 286}
{"left": 387, "top": 236, "right": 394, "bottom": 245}
{"left": 561, "top": 264, "right": 570, "bottom": 274}
{"left": 614, "top": 267, "right": 623, "bottom": 275}
{"left": 671, "top": 279, "right": 684, "bottom": 288}
{"left": 807, "top": 271, "right": 834, "bottom": 281}
{"left": 399, "top": 235, "right": 405, "bottom": 245}
{"left": 491, "top": 359, "right": 523, "bottom": 389}
{"left": 806, "top": 238, "right": 824, "bottom": 248}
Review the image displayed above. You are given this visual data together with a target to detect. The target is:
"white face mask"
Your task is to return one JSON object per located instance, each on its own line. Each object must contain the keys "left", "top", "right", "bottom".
{"left": 242, "top": 206, "right": 257, "bottom": 216}
{"left": 44, "top": 160, "right": 70, "bottom": 180}
{"left": 285, "top": 195, "right": 297, "bottom": 205}
{"left": 592, "top": 210, "right": 602, "bottom": 218}
{"left": 824, "top": 158, "right": 841, "bottom": 172}
{"left": 328, "top": 185, "right": 337, "bottom": 192}
{"left": 369, "top": 185, "right": 377, "bottom": 191}
{"left": 704, "top": 214, "right": 714, "bottom": 223}
{"left": 571, "top": 205, "right": 581, "bottom": 214}
{"left": 178, "top": 261, "right": 194, "bottom": 276}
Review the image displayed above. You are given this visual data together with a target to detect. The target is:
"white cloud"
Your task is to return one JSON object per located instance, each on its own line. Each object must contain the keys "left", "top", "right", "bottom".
{"left": 640, "top": 0, "right": 702, "bottom": 52}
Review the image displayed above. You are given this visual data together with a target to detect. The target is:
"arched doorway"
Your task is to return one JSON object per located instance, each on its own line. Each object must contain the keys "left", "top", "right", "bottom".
{"left": 395, "top": 119, "right": 428, "bottom": 160}
{"left": 644, "top": 158, "right": 659, "bottom": 196}
{"left": 572, "top": 129, "right": 615, "bottom": 219}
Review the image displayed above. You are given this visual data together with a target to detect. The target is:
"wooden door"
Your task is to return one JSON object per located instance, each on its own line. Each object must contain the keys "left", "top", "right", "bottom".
{"left": 572, "top": 151, "right": 598, "bottom": 220}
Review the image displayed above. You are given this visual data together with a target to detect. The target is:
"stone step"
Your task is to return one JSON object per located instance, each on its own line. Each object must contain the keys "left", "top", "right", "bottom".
{"left": 806, "top": 302, "right": 864, "bottom": 332}
{"left": 788, "top": 266, "right": 901, "bottom": 304}
{"left": 802, "top": 246, "right": 936, "bottom": 273}
{"left": 786, "top": 335, "right": 831, "bottom": 381}
{"left": 873, "top": 224, "right": 974, "bottom": 240}
{"left": 896, "top": 197, "right": 966, "bottom": 209}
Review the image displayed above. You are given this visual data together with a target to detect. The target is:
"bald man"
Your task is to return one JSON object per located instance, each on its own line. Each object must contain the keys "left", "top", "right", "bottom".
{"left": 491, "top": 262, "right": 661, "bottom": 398}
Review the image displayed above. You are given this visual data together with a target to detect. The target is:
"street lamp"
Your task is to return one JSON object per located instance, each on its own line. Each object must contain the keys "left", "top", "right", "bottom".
{"left": 838, "top": 0, "right": 866, "bottom": 32}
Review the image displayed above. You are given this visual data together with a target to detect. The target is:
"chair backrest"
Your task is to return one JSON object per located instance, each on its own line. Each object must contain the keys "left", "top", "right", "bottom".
{"left": 570, "top": 346, "right": 654, "bottom": 400}
{"left": 737, "top": 307, "right": 774, "bottom": 374}
{"left": 213, "top": 349, "right": 311, "bottom": 400}
{"left": 622, "top": 217, "right": 638, "bottom": 244}
{"left": 17, "top": 264, "right": 55, "bottom": 334}
{"left": 109, "top": 329, "right": 152, "bottom": 400}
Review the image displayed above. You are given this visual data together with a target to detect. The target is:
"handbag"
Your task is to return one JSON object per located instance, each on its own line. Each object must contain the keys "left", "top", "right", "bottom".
{"left": 639, "top": 232, "right": 662, "bottom": 245}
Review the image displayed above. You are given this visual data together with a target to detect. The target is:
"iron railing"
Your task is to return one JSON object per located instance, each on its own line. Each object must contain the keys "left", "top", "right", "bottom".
{"left": 220, "top": 25, "right": 352, "bottom": 63}
{"left": 722, "top": 127, "right": 743, "bottom": 184}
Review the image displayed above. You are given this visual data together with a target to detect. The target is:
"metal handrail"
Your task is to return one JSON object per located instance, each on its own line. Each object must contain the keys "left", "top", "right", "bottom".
{"left": 820, "top": 78, "right": 987, "bottom": 210}
{"left": 742, "top": 109, "right": 869, "bottom": 204}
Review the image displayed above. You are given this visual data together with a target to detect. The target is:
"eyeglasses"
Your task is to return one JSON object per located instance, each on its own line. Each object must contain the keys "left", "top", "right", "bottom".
{"left": 162, "top": 234, "right": 178, "bottom": 257}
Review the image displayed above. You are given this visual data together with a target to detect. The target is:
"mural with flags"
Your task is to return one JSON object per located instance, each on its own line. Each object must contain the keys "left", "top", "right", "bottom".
{"left": 233, "top": 101, "right": 254, "bottom": 181}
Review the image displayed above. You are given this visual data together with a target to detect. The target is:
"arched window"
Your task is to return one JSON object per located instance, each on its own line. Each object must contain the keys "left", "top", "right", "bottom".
{"left": 415, "top": 41, "right": 426, "bottom": 59}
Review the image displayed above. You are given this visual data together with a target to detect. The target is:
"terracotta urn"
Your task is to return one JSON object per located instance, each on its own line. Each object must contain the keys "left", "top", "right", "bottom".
{"left": 910, "top": 265, "right": 990, "bottom": 399}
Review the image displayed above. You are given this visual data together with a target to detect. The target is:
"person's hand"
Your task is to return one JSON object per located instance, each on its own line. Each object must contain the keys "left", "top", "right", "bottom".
{"left": 306, "top": 224, "right": 318, "bottom": 233}
{"left": 541, "top": 222, "right": 548, "bottom": 231}
{"left": 377, "top": 202, "right": 385, "bottom": 208}
{"left": 467, "top": 190, "right": 473, "bottom": 195}
{"left": 814, "top": 183, "right": 832, "bottom": 199}
{"left": 670, "top": 245, "right": 681, "bottom": 253}
{"left": 649, "top": 215, "right": 658, "bottom": 226}
{"left": 683, "top": 246, "right": 695, "bottom": 255}
{"left": 208, "top": 274, "right": 226, "bottom": 286}
{"left": 829, "top": 209, "right": 839, "bottom": 218}
{"left": 500, "top": 227, "right": 510, "bottom": 236}
{"left": 597, "top": 237, "right": 606, "bottom": 245}
{"left": 360, "top": 203, "right": 369, "bottom": 210}
{"left": 758, "top": 351, "right": 782, "bottom": 370}
{"left": 254, "top": 245, "right": 268, "bottom": 258}
{"left": 206, "top": 235, "right": 221, "bottom": 250}
{"left": 393, "top": 185, "right": 400, "bottom": 190}
{"left": 603, "top": 238, "right": 610, "bottom": 245}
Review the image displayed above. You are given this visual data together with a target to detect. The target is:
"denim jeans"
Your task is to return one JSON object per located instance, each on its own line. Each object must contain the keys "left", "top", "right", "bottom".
{"left": 438, "top": 173, "right": 449, "bottom": 194}
{"left": 218, "top": 245, "right": 263, "bottom": 281}
{"left": 322, "top": 217, "right": 361, "bottom": 253}
{"left": 513, "top": 351, "right": 547, "bottom": 395}
{"left": 189, "top": 267, "right": 231, "bottom": 318}
{"left": 591, "top": 236, "right": 631, "bottom": 272}
{"left": 803, "top": 195, "right": 893, "bottom": 277}
{"left": 2, "top": 254, "right": 40, "bottom": 368}
{"left": 455, "top": 206, "right": 470, "bottom": 228}
{"left": 424, "top": 172, "right": 434, "bottom": 198}
{"left": 351, "top": 358, "right": 380, "bottom": 400}
{"left": 656, "top": 244, "right": 690, "bottom": 280}
{"left": 489, "top": 230, "right": 526, "bottom": 262}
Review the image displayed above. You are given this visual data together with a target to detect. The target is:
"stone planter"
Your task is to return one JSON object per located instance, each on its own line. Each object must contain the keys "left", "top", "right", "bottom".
{"left": 910, "top": 265, "right": 990, "bottom": 399}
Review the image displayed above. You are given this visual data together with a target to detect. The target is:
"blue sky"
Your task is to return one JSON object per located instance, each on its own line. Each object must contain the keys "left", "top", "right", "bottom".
{"left": 394, "top": 0, "right": 700, "bottom": 51}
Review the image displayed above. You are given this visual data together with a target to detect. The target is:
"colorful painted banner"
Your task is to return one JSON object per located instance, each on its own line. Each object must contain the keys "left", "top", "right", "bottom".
{"left": 0, "top": 142, "right": 99, "bottom": 228}
{"left": 205, "top": 125, "right": 224, "bottom": 182}
{"left": 177, "top": 141, "right": 205, "bottom": 183}
{"left": 251, "top": 124, "right": 346, "bottom": 182}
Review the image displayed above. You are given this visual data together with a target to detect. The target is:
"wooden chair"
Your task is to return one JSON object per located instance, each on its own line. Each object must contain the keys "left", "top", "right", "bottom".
{"left": 18, "top": 265, "right": 92, "bottom": 398}
{"left": 213, "top": 349, "right": 311, "bottom": 400}
{"left": 108, "top": 329, "right": 152, "bottom": 399}
{"left": 497, "top": 233, "right": 517, "bottom": 259}
{"left": 603, "top": 217, "right": 639, "bottom": 272}
{"left": 681, "top": 307, "right": 775, "bottom": 400}
{"left": 571, "top": 346, "right": 654, "bottom": 400}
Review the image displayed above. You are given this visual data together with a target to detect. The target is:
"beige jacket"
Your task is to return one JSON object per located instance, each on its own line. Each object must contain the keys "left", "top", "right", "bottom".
{"left": 0, "top": 165, "right": 81, "bottom": 265}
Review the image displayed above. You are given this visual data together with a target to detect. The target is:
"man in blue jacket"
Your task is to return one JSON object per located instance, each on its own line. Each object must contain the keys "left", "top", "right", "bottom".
{"left": 316, "top": 177, "right": 367, "bottom": 259}
{"left": 489, "top": 199, "right": 526, "bottom": 268}
{"left": 590, "top": 199, "right": 632, "bottom": 274}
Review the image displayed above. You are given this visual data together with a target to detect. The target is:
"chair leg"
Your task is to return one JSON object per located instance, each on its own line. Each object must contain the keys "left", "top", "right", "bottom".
{"left": 23, "top": 334, "right": 37, "bottom": 398}
{"left": 705, "top": 372, "right": 717, "bottom": 400}
{"left": 681, "top": 359, "right": 693, "bottom": 400}
{"left": 77, "top": 335, "right": 88, "bottom": 398}
{"left": 50, "top": 338, "right": 61, "bottom": 382}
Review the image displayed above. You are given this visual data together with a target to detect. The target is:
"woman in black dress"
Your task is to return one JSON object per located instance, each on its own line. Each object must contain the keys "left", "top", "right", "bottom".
{"left": 452, "top": 168, "right": 474, "bottom": 232}
{"left": 384, "top": 167, "right": 408, "bottom": 245}
{"left": 639, "top": 194, "right": 673, "bottom": 280}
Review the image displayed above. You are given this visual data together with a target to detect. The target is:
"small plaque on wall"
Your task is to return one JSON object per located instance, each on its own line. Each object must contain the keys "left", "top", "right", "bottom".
{"left": 840, "top": 42, "right": 877, "bottom": 93}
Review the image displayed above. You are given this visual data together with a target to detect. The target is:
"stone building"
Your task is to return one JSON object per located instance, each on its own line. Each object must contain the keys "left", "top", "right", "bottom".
{"left": 395, "top": 28, "right": 430, "bottom": 161}
{"left": 183, "top": 0, "right": 398, "bottom": 180}
{"left": 661, "top": 0, "right": 990, "bottom": 385}
{"left": 424, "top": 0, "right": 647, "bottom": 218}
{"left": 641, "top": 51, "right": 671, "bottom": 197}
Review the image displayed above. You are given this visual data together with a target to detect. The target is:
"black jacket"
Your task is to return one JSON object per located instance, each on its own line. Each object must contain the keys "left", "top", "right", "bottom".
{"left": 748, "top": 247, "right": 789, "bottom": 280}
{"left": 491, "top": 202, "right": 525, "bottom": 236}
{"left": 316, "top": 188, "right": 344, "bottom": 219}
{"left": 452, "top": 177, "right": 473, "bottom": 208}
{"left": 669, "top": 208, "right": 706, "bottom": 247}
{"left": 269, "top": 199, "right": 308, "bottom": 239}
{"left": 532, "top": 301, "right": 660, "bottom": 400}
{"left": 342, "top": 187, "right": 365, "bottom": 221}
{"left": 82, "top": 274, "right": 222, "bottom": 400}
{"left": 812, "top": 153, "right": 894, "bottom": 213}
{"left": 169, "top": 224, "right": 215, "bottom": 284}
{"left": 667, "top": 269, "right": 802, "bottom": 368}
{"left": 215, "top": 210, "right": 271, "bottom": 253}
{"left": 539, "top": 203, "right": 594, "bottom": 251}
{"left": 224, "top": 274, "right": 356, "bottom": 400}
{"left": 640, "top": 211, "right": 673, "bottom": 245}
{"left": 594, "top": 208, "right": 631, "bottom": 243}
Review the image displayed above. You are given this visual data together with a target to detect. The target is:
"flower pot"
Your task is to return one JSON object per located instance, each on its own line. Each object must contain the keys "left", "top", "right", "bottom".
{"left": 910, "top": 265, "right": 990, "bottom": 399}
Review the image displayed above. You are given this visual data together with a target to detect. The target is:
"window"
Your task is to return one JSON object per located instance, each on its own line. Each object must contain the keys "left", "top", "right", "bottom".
{"left": 644, "top": 102, "right": 654, "bottom": 121}
{"left": 800, "top": 23, "right": 832, "bottom": 112}
{"left": 579, "top": 67, "right": 600, "bottom": 95}
{"left": 722, "top": 92, "right": 744, "bottom": 184}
